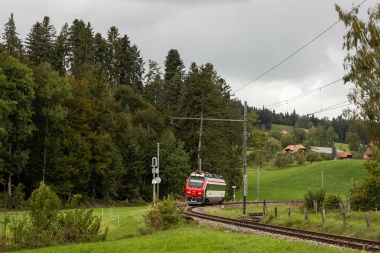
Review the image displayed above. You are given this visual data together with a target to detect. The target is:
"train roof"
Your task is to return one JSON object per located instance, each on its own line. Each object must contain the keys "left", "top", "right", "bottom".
{"left": 190, "top": 171, "right": 224, "bottom": 180}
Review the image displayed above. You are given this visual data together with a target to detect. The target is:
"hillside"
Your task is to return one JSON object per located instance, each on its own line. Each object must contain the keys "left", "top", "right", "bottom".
{"left": 236, "top": 159, "right": 367, "bottom": 201}
{"left": 270, "top": 124, "right": 294, "bottom": 133}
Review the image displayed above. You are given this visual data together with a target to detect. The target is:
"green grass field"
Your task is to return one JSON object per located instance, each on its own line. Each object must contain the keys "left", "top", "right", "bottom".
{"left": 15, "top": 225, "right": 355, "bottom": 253}
{"left": 270, "top": 124, "right": 294, "bottom": 133}
{"left": 205, "top": 203, "right": 380, "bottom": 241}
{"left": 9, "top": 159, "right": 371, "bottom": 253}
{"left": 236, "top": 159, "right": 367, "bottom": 201}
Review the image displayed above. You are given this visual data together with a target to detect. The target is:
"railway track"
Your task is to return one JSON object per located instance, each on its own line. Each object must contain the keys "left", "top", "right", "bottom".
{"left": 185, "top": 206, "right": 380, "bottom": 252}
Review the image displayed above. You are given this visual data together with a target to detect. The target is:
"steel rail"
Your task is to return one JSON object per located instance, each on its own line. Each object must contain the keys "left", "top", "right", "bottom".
{"left": 186, "top": 206, "right": 380, "bottom": 252}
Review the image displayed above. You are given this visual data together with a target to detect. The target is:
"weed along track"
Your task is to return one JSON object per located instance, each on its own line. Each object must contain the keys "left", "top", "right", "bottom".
{"left": 185, "top": 205, "right": 380, "bottom": 252}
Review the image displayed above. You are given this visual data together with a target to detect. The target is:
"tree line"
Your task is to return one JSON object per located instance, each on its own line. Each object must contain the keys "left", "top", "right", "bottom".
{"left": 1, "top": 4, "right": 379, "bottom": 209}
{"left": 0, "top": 13, "right": 243, "bottom": 205}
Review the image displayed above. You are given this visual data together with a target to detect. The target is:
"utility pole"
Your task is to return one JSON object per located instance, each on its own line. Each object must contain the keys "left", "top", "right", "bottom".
{"left": 197, "top": 111, "right": 203, "bottom": 172}
{"left": 171, "top": 101, "right": 248, "bottom": 216}
{"left": 197, "top": 93, "right": 204, "bottom": 172}
{"left": 157, "top": 143, "right": 160, "bottom": 200}
{"left": 243, "top": 101, "right": 247, "bottom": 216}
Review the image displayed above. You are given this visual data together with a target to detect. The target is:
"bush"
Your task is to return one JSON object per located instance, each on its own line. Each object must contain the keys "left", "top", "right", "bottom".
{"left": 0, "top": 184, "right": 27, "bottom": 211}
{"left": 324, "top": 194, "right": 342, "bottom": 210}
{"left": 303, "top": 188, "right": 325, "bottom": 211}
{"left": 275, "top": 154, "right": 293, "bottom": 168}
{"left": 144, "top": 194, "right": 185, "bottom": 230}
{"left": 69, "top": 194, "right": 82, "bottom": 208}
{"left": 56, "top": 209, "right": 108, "bottom": 243}
{"left": 28, "top": 183, "right": 61, "bottom": 231}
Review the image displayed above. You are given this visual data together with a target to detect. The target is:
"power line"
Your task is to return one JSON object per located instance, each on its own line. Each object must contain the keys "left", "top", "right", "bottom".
{"left": 232, "top": 0, "right": 367, "bottom": 94}
{"left": 306, "top": 101, "right": 352, "bottom": 116}
{"left": 265, "top": 79, "right": 342, "bottom": 109}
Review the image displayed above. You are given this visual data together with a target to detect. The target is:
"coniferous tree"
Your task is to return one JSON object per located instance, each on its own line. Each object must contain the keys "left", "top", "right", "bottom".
{"left": 331, "top": 145, "right": 337, "bottom": 159}
{"left": 118, "top": 34, "right": 131, "bottom": 86}
{"left": 26, "top": 16, "right": 56, "bottom": 65}
{"left": 163, "top": 49, "right": 185, "bottom": 112}
{"left": 68, "top": 19, "right": 94, "bottom": 80}
{"left": 53, "top": 23, "right": 70, "bottom": 76}
{"left": 143, "top": 60, "right": 165, "bottom": 110}
{"left": 94, "top": 33, "right": 108, "bottom": 67}
{"left": 118, "top": 35, "right": 144, "bottom": 94}
{"left": 24, "top": 62, "right": 71, "bottom": 190}
{"left": 106, "top": 26, "right": 122, "bottom": 90}
{"left": 1, "top": 13, "right": 23, "bottom": 59}
{"left": 176, "top": 63, "right": 237, "bottom": 180}
{"left": 158, "top": 131, "right": 191, "bottom": 197}
{"left": 128, "top": 45, "right": 144, "bottom": 94}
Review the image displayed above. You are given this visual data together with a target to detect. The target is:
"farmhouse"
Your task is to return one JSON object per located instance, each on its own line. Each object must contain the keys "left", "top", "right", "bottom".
{"left": 363, "top": 149, "right": 372, "bottom": 159}
{"left": 283, "top": 144, "right": 307, "bottom": 154}
{"left": 336, "top": 151, "right": 352, "bottom": 159}
{"left": 309, "top": 146, "right": 343, "bottom": 155}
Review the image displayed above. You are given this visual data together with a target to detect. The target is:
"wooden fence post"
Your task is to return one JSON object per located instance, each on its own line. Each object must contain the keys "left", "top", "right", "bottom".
{"left": 304, "top": 208, "right": 308, "bottom": 221}
{"left": 287, "top": 208, "right": 291, "bottom": 218}
{"left": 313, "top": 199, "right": 318, "bottom": 212}
{"left": 342, "top": 210, "right": 346, "bottom": 225}
{"left": 263, "top": 200, "right": 267, "bottom": 216}
{"left": 274, "top": 207, "right": 278, "bottom": 217}
{"left": 367, "top": 212, "right": 371, "bottom": 228}
{"left": 322, "top": 209, "right": 326, "bottom": 223}
{"left": 339, "top": 201, "right": 344, "bottom": 211}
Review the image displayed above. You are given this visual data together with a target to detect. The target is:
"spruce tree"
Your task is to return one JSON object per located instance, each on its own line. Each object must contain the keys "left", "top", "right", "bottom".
{"left": 26, "top": 16, "right": 56, "bottom": 65}
{"left": 68, "top": 19, "right": 94, "bottom": 80}
{"left": 53, "top": 23, "right": 70, "bottom": 76}
{"left": 106, "top": 26, "right": 122, "bottom": 90}
{"left": 2, "top": 13, "right": 23, "bottom": 59}
{"left": 163, "top": 49, "right": 185, "bottom": 112}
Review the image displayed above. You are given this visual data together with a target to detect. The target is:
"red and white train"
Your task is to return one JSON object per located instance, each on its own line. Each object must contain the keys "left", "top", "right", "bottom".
{"left": 184, "top": 171, "right": 226, "bottom": 205}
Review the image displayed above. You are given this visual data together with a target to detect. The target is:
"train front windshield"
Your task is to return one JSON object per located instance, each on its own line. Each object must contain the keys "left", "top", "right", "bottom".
{"left": 188, "top": 177, "right": 204, "bottom": 188}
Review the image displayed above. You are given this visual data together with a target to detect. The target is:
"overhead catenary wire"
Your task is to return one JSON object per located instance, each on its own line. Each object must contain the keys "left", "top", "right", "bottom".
{"left": 232, "top": 0, "right": 367, "bottom": 95}
{"left": 307, "top": 101, "right": 351, "bottom": 116}
{"left": 265, "top": 79, "right": 342, "bottom": 109}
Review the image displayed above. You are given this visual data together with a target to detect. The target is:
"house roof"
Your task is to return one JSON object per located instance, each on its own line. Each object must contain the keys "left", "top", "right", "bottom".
{"left": 363, "top": 150, "right": 372, "bottom": 156}
{"left": 309, "top": 146, "right": 343, "bottom": 154}
{"left": 336, "top": 151, "right": 352, "bottom": 158}
{"left": 283, "top": 144, "right": 307, "bottom": 154}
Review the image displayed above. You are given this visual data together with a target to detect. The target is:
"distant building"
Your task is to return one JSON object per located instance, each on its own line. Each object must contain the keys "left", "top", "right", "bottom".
{"left": 283, "top": 144, "right": 307, "bottom": 154}
{"left": 363, "top": 149, "right": 372, "bottom": 159}
{"left": 309, "top": 146, "right": 343, "bottom": 155}
{"left": 280, "top": 130, "right": 288, "bottom": 135}
{"left": 336, "top": 151, "right": 352, "bottom": 159}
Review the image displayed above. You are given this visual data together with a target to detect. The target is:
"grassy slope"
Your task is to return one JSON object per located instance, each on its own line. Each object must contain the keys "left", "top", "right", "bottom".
{"left": 16, "top": 226, "right": 354, "bottom": 253}
{"left": 237, "top": 159, "right": 367, "bottom": 201}
{"left": 92, "top": 206, "right": 150, "bottom": 240}
{"left": 270, "top": 124, "right": 294, "bottom": 133}
{"left": 11, "top": 159, "right": 370, "bottom": 253}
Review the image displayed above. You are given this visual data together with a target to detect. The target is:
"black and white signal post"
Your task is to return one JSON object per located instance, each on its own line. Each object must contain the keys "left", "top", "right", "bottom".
{"left": 151, "top": 157, "right": 160, "bottom": 205}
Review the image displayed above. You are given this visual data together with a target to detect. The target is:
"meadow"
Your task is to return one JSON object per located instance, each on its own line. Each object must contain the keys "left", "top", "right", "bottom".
{"left": 8, "top": 158, "right": 371, "bottom": 253}
{"left": 236, "top": 159, "right": 367, "bottom": 201}
{"left": 15, "top": 224, "right": 356, "bottom": 253}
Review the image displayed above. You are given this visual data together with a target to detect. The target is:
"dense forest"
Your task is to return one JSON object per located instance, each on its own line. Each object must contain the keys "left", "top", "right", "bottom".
{"left": 0, "top": 14, "right": 246, "bottom": 205}
{"left": 0, "top": 13, "right": 370, "bottom": 205}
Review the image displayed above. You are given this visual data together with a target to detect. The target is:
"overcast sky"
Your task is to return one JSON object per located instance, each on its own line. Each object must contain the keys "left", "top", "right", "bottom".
{"left": 1, "top": 0, "right": 376, "bottom": 119}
